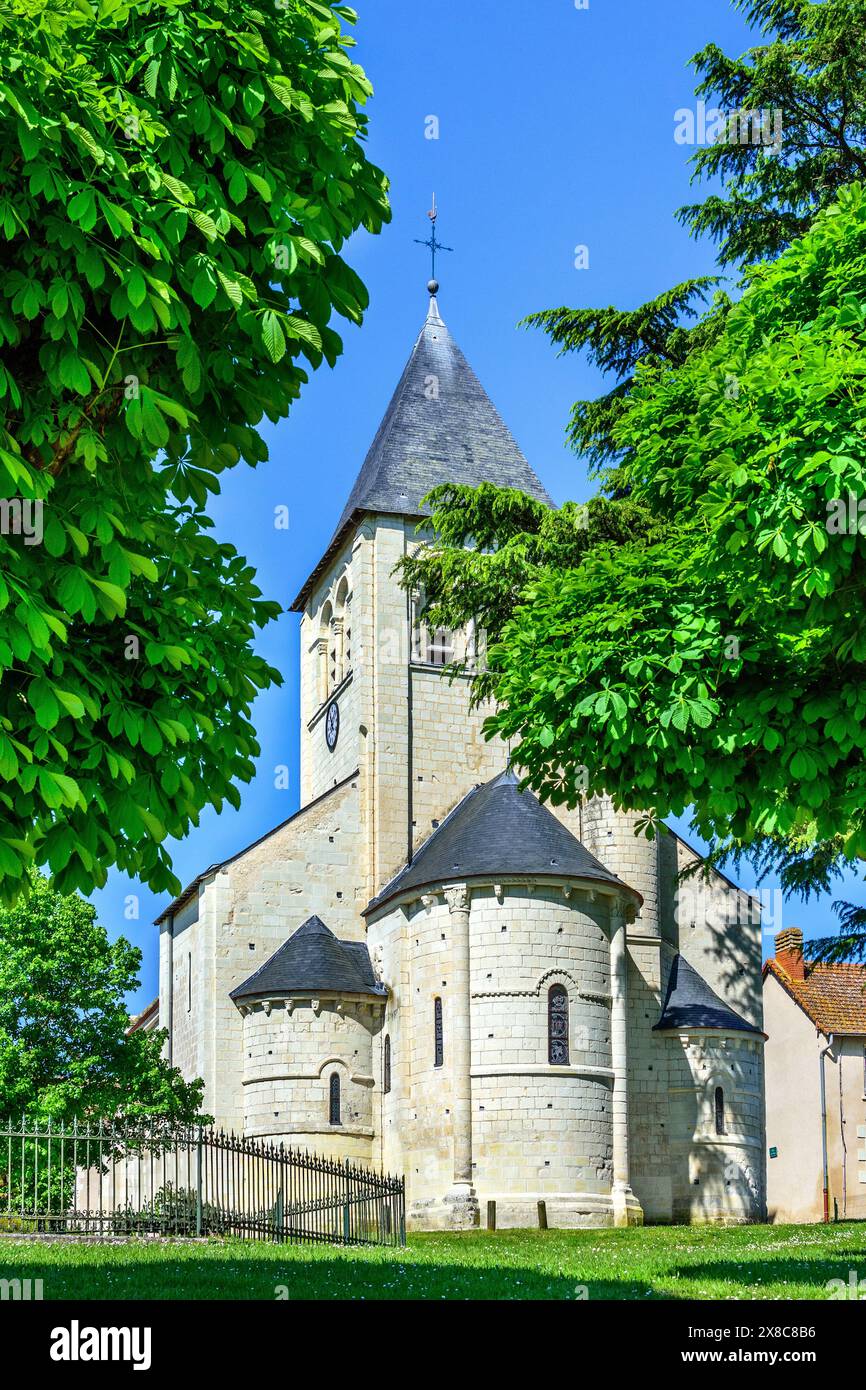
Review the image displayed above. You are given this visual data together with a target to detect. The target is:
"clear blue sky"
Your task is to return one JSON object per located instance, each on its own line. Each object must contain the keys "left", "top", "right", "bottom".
{"left": 94, "top": 0, "right": 866, "bottom": 1012}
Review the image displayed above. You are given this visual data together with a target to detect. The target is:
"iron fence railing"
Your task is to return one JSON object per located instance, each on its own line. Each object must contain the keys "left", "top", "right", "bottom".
{"left": 0, "top": 1116, "right": 405, "bottom": 1247}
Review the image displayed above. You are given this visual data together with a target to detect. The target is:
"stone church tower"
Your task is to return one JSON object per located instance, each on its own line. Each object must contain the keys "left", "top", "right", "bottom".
{"left": 154, "top": 290, "right": 767, "bottom": 1229}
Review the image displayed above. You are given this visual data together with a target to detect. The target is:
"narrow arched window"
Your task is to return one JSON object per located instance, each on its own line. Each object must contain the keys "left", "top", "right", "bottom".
{"left": 434, "top": 998, "right": 443, "bottom": 1068}
{"left": 319, "top": 601, "right": 333, "bottom": 703}
{"left": 329, "top": 1072, "right": 341, "bottom": 1125}
{"left": 714, "top": 1086, "right": 726, "bottom": 1136}
{"left": 548, "top": 985, "right": 569, "bottom": 1065}
{"left": 383, "top": 1035, "right": 391, "bottom": 1095}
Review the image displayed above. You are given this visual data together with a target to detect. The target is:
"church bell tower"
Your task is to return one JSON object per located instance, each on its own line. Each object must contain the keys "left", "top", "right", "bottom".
{"left": 290, "top": 269, "right": 553, "bottom": 907}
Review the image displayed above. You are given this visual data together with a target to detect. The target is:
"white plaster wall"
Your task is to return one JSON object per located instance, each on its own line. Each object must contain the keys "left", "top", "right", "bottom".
{"left": 829, "top": 1037, "right": 866, "bottom": 1222}
{"left": 764, "top": 974, "right": 866, "bottom": 1223}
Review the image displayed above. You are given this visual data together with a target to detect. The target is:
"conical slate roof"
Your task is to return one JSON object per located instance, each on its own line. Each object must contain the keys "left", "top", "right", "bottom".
{"left": 230, "top": 915, "right": 385, "bottom": 1004}
{"left": 365, "top": 768, "right": 636, "bottom": 914}
{"left": 291, "top": 298, "right": 552, "bottom": 609}
{"left": 653, "top": 954, "right": 762, "bottom": 1034}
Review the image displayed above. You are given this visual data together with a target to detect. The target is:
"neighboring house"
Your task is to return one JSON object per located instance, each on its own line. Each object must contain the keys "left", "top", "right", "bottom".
{"left": 763, "top": 927, "right": 866, "bottom": 1223}
{"left": 150, "top": 288, "right": 767, "bottom": 1230}
{"left": 126, "top": 998, "right": 159, "bottom": 1036}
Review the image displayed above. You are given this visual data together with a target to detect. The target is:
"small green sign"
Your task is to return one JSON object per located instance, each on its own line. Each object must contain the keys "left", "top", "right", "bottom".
{"left": 769, "top": 1146, "right": 778, "bottom": 1159}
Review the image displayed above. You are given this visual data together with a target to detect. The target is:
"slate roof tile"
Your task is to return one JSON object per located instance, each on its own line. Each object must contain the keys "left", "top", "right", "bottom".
{"left": 365, "top": 767, "right": 636, "bottom": 914}
{"left": 654, "top": 953, "right": 763, "bottom": 1035}
{"left": 291, "top": 299, "right": 552, "bottom": 609}
{"left": 230, "top": 915, "right": 385, "bottom": 1003}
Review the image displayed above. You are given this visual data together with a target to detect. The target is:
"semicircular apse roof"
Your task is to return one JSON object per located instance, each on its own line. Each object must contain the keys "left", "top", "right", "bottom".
{"left": 653, "top": 954, "right": 763, "bottom": 1035}
{"left": 365, "top": 768, "right": 639, "bottom": 914}
{"left": 230, "top": 915, "right": 386, "bottom": 1004}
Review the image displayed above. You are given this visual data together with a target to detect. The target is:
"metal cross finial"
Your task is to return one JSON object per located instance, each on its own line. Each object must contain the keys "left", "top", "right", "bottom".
{"left": 414, "top": 193, "right": 453, "bottom": 294}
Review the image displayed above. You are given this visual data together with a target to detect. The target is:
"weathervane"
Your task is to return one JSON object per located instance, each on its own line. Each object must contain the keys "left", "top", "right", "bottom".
{"left": 414, "top": 193, "right": 453, "bottom": 295}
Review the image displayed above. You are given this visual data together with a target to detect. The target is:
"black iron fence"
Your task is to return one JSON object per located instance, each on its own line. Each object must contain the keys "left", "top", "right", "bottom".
{"left": 0, "top": 1116, "right": 405, "bottom": 1247}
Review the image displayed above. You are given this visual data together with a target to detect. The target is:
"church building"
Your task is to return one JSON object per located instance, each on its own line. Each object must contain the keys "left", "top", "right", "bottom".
{"left": 153, "top": 287, "right": 767, "bottom": 1230}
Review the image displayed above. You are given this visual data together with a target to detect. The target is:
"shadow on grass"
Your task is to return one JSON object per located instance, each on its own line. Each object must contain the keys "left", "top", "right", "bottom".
{"left": 665, "top": 1254, "right": 866, "bottom": 1301}
{"left": 1, "top": 1250, "right": 650, "bottom": 1301}
{"left": 6, "top": 1224, "right": 866, "bottom": 1301}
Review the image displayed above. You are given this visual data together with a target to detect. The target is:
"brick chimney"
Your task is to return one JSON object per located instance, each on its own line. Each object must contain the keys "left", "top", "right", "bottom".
{"left": 774, "top": 926, "right": 805, "bottom": 980}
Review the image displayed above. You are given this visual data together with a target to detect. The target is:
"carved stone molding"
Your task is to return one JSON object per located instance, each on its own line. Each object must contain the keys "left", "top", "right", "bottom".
{"left": 471, "top": 967, "right": 612, "bottom": 1007}
{"left": 444, "top": 884, "right": 470, "bottom": 914}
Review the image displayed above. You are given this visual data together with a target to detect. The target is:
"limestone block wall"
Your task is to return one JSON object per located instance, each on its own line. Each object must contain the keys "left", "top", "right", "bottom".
{"left": 370, "top": 882, "right": 618, "bottom": 1223}
{"left": 582, "top": 797, "right": 661, "bottom": 932}
{"left": 672, "top": 837, "right": 763, "bottom": 1029}
{"left": 625, "top": 938, "right": 675, "bottom": 1220}
{"left": 299, "top": 532, "right": 357, "bottom": 807}
{"left": 307, "top": 673, "right": 360, "bottom": 803}
{"left": 469, "top": 886, "right": 614, "bottom": 1211}
{"left": 408, "top": 669, "right": 502, "bottom": 852}
{"left": 368, "top": 904, "right": 409, "bottom": 1183}
{"left": 188, "top": 776, "right": 362, "bottom": 1133}
{"left": 158, "top": 919, "right": 172, "bottom": 1062}
{"left": 580, "top": 800, "right": 675, "bottom": 1219}
{"left": 364, "top": 517, "right": 412, "bottom": 899}
{"left": 164, "top": 895, "right": 201, "bottom": 1081}
{"left": 665, "top": 1032, "right": 765, "bottom": 1222}
{"left": 578, "top": 808, "right": 765, "bottom": 1222}
{"left": 239, "top": 996, "right": 382, "bottom": 1161}
{"left": 379, "top": 894, "right": 456, "bottom": 1209}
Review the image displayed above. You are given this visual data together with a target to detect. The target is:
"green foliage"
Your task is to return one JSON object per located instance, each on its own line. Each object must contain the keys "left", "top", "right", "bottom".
{"left": 398, "top": 483, "right": 666, "bottom": 701}
{"left": 525, "top": 0, "right": 866, "bottom": 489}
{"left": 681, "top": 0, "right": 866, "bottom": 266}
{"left": 521, "top": 281, "right": 725, "bottom": 479}
{"left": 403, "top": 188, "right": 866, "bottom": 937}
{"left": 0, "top": 0, "right": 389, "bottom": 897}
{"left": 0, "top": 871, "right": 205, "bottom": 1121}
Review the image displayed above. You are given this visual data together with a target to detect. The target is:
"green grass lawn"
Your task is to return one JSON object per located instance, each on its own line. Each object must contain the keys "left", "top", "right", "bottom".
{"left": 1, "top": 1221, "right": 864, "bottom": 1300}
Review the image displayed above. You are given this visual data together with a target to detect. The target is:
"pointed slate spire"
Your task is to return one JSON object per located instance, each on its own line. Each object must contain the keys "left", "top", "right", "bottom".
{"left": 291, "top": 299, "right": 552, "bottom": 610}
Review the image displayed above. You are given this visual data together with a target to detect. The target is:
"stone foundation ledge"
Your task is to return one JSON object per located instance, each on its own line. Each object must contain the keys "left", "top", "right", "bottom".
{"left": 409, "top": 1184, "right": 480, "bottom": 1231}
{"left": 409, "top": 1191, "right": 621, "bottom": 1231}
{"left": 484, "top": 1192, "right": 617, "bottom": 1231}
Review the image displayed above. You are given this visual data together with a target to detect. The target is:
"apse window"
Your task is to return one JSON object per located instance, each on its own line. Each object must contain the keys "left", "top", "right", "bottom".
{"left": 329, "top": 1072, "right": 341, "bottom": 1126}
{"left": 714, "top": 1086, "right": 726, "bottom": 1136}
{"left": 383, "top": 1034, "right": 391, "bottom": 1095}
{"left": 434, "top": 998, "right": 443, "bottom": 1068}
{"left": 548, "top": 984, "right": 569, "bottom": 1065}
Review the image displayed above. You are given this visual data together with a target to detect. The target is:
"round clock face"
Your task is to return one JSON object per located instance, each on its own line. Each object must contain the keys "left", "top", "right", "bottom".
{"left": 325, "top": 700, "right": 340, "bottom": 751}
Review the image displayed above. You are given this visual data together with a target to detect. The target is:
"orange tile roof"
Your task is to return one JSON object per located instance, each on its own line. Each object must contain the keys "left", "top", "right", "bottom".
{"left": 764, "top": 959, "right": 866, "bottom": 1035}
